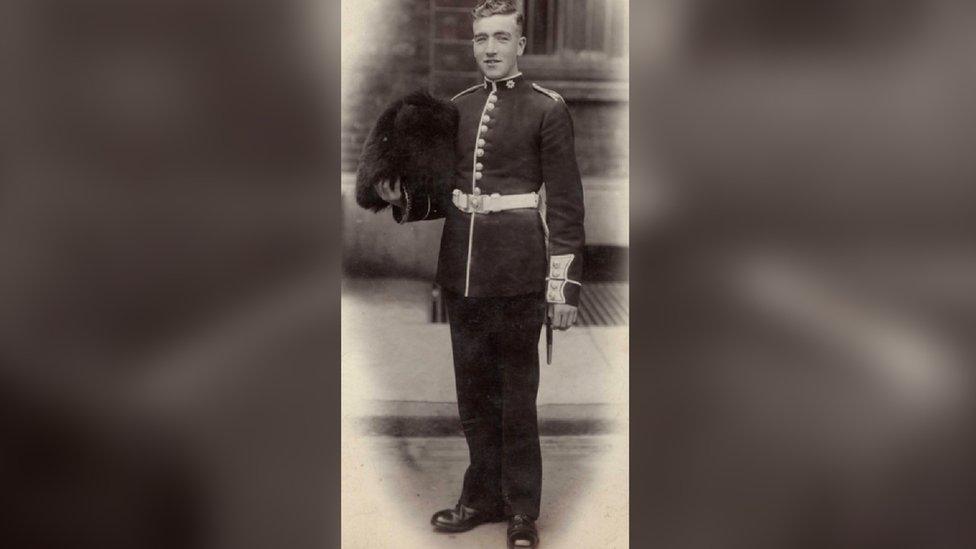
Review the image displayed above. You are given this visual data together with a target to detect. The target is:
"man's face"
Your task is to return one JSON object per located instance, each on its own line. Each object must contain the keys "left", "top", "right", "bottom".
{"left": 472, "top": 13, "right": 526, "bottom": 80}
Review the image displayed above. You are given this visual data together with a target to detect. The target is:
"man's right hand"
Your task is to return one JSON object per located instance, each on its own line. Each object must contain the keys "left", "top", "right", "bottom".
{"left": 374, "top": 178, "right": 405, "bottom": 209}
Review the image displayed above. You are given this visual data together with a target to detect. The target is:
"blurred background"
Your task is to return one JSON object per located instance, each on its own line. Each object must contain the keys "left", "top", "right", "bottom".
{"left": 641, "top": 1, "right": 976, "bottom": 548}
{"left": 0, "top": 1, "right": 337, "bottom": 548}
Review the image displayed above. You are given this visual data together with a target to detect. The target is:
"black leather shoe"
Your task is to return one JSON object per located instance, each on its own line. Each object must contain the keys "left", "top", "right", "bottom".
{"left": 431, "top": 504, "right": 504, "bottom": 533}
{"left": 507, "top": 514, "right": 539, "bottom": 548}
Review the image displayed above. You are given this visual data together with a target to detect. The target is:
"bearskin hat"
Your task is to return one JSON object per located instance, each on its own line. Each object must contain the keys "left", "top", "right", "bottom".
{"left": 355, "top": 89, "right": 459, "bottom": 212}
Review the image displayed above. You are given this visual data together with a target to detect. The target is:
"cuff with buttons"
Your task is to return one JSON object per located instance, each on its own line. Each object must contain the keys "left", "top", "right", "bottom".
{"left": 546, "top": 254, "right": 581, "bottom": 306}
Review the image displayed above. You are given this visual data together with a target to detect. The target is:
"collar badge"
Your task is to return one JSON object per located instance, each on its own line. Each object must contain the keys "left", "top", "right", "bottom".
{"left": 506, "top": 80, "right": 516, "bottom": 89}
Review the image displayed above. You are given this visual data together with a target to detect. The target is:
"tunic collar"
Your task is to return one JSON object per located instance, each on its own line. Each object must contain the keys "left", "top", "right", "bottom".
{"left": 483, "top": 72, "right": 524, "bottom": 92}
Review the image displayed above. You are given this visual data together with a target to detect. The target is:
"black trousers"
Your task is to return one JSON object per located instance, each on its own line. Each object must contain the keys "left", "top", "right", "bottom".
{"left": 444, "top": 289, "right": 546, "bottom": 520}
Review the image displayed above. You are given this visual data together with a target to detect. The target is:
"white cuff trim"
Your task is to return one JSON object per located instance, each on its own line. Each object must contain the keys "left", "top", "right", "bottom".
{"left": 548, "top": 254, "right": 574, "bottom": 280}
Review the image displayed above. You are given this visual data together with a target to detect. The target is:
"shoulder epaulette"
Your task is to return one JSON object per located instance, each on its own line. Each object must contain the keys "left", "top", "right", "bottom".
{"left": 451, "top": 84, "right": 482, "bottom": 102}
{"left": 532, "top": 83, "right": 563, "bottom": 102}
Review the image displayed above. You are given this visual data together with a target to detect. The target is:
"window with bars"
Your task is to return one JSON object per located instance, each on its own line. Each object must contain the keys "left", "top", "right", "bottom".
{"left": 521, "top": 0, "right": 628, "bottom": 77}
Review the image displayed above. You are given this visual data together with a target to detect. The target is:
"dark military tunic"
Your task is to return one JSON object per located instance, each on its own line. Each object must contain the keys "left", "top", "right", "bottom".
{"left": 394, "top": 72, "right": 585, "bottom": 307}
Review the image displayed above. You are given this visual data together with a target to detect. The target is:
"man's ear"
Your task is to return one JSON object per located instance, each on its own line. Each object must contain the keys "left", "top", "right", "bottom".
{"left": 517, "top": 35, "right": 526, "bottom": 56}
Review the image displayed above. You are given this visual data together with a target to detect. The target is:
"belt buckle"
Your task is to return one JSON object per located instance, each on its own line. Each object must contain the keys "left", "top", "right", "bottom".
{"left": 470, "top": 194, "right": 484, "bottom": 213}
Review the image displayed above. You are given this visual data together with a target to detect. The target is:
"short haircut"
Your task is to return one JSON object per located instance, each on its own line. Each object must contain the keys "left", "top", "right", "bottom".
{"left": 471, "top": 0, "right": 524, "bottom": 34}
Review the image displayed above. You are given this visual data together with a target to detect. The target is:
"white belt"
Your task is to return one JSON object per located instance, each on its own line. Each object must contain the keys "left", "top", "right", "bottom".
{"left": 452, "top": 190, "right": 539, "bottom": 214}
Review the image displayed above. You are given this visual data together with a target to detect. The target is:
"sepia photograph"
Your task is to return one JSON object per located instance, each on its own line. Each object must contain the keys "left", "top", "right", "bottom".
{"left": 341, "top": 1, "right": 629, "bottom": 547}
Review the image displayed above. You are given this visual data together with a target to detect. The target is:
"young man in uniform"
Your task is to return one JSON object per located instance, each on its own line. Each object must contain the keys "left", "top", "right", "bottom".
{"left": 374, "top": 1, "right": 584, "bottom": 547}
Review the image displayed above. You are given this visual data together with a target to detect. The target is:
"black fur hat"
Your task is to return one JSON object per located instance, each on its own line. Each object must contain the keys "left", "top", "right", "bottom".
{"left": 355, "top": 89, "right": 459, "bottom": 212}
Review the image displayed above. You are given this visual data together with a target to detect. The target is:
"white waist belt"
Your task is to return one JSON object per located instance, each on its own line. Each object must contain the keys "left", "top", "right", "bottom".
{"left": 452, "top": 189, "right": 539, "bottom": 214}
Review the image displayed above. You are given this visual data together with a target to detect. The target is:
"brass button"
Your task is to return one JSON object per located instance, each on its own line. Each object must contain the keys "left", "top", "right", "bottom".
{"left": 475, "top": 162, "right": 483, "bottom": 169}
{"left": 475, "top": 172, "right": 483, "bottom": 180}
{"left": 481, "top": 114, "right": 490, "bottom": 123}
{"left": 480, "top": 125, "right": 489, "bottom": 133}
{"left": 476, "top": 148, "right": 484, "bottom": 157}
{"left": 477, "top": 139, "right": 485, "bottom": 147}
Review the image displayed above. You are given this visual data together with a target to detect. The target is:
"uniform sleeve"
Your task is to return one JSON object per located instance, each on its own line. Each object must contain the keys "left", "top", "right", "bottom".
{"left": 540, "top": 100, "right": 585, "bottom": 307}
{"left": 391, "top": 185, "right": 448, "bottom": 223}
